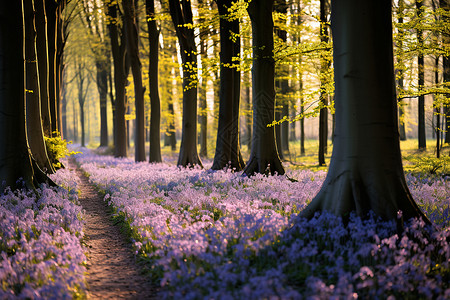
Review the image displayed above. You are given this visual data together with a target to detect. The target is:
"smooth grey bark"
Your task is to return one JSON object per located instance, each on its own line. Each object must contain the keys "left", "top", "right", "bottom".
{"left": 46, "top": 0, "right": 58, "bottom": 135}
{"left": 35, "top": 0, "right": 52, "bottom": 138}
{"left": 146, "top": 0, "right": 162, "bottom": 163}
{"left": 416, "top": 0, "right": 426, "bottom": 150}
{"left": 441, "top": 0, "right": 450, "bottom": 144}
{"left": 300, "top": 0, "right": 428, "bottom": 222}
{"left": 397, "top": 0, "right": 407, "bottom": 141}
{"left": 169, "top": 0, "right": 202, "bottom": 167}
{"left": 243, "top": 0, "right": 285, "bottom": 176}
{"left": 107, "top": 2, "right": 128, "bottom": 158}
{"left": 24, "top": 0, "right": 55, "bottom": 174}
{"left": 318, "top": 0, "right": 330, "bottom": 166}
{"left": 212, "top": 0, "right": 245, "bottom": 171}
{"left": 0, "top": 0, "right": 35, "bottom": 189}
{"left": 97, "top": 61, "right": 109, "bottom": 147}
{"left": 275, "top": 0, "right": 290, "bottom": 159}
{"left": 123, "top": 0, "right": 146, "bottom": 162}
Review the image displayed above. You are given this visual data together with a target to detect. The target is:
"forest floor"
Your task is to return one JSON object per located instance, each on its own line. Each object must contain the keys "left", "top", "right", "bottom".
{"left": 68, "top": 159, "right": 159, "bottom": 299}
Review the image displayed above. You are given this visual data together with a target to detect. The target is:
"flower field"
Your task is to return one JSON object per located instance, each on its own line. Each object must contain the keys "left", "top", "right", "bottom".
{"left": 1, "top": 150, "right": 449, "bottom": 299}
{"left": 0, "top": 166, "right": 86, "bottom": 299}
{"left": 75, "top": 151, "right": 449, "bottom": 299}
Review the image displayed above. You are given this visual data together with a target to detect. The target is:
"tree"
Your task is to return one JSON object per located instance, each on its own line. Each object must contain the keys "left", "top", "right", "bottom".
{"left": 123, "top": 0, "right": 146, "bottom": 162}
{"left": 243, "top": 0, "right": 285, "bottom": 176}
{"left": 168, "top": 0, "right": 203, "bottom": 167}
{"left": 396, "top": 0, "right": 407, "bottom": 141}
{"left": 441, "top": 0, "right": 450, "bottom": 144}
{"left": 274, "top": 0, "right": 290, "bottom": 160}
{"left": 35, "top": 0, "right": 53, "bottom": 138}
{"left": 0, "top": 0, "right": 52, "bottom": 189}
{"left": 74, "top": 57, "right": 90, "bottom": 147}
{"left": 300, "top": 0, "right": 428, "bottom": 222}
{"left": 211, "top": 0, "right": 245, "bottom": 171}
{"left": 24, "top": 0, "right": 55, "bottom": 174}
{"left": 107, "top": 0, "right": 128, "bottom": 157}
{"left": 416, "top": 0, "right": 426, "bottom": 150}
{"left": 318, "top": 0, "right": 330, "bottom": 166}
{"left": 146, "top": 0, "right": 162, "bottom": 163}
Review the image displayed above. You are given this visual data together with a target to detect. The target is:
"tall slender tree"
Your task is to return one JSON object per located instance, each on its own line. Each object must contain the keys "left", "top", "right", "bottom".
{"left": 416, "top": 0, "right": 426, "bottom": 150}
{"left": 24, "top": 0, "right": 55, "bottom": 174}
{"left": 107, "top": 0, "right": 128, "bottom": 157}
{"left": 0, "top": 0, "right": 51, "bottom": 189}
{"left": 300, "top": 0, "right": 428, "bottom": 222}
{"left": 212, "top": 0, "right": 245, "bottom": 171}
{"left": 244, "top": 0, "right": 285, "bottom": 176}
{"left": 168, "top": 0, "right": 203, "bottom": 167}
{"left": 123, "top": 0, "right": 146, "bottom": 162}
{"left": 318, "top": 0, "right": 330, "bottom": 166}
{"left": 146, "top": 0, "right": 162, "bottom": 163}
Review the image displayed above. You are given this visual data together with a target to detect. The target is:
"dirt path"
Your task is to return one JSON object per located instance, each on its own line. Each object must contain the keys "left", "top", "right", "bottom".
{"left": 68, "top": 159, "right": 159, "bottom": 299}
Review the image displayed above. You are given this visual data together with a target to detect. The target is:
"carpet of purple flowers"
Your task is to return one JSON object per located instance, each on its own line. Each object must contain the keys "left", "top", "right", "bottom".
{"left": 0, "top": 165, "right": 86, "bottom": 299}
{"left": 74, "top": 151, "right": 449, "bottom": 299}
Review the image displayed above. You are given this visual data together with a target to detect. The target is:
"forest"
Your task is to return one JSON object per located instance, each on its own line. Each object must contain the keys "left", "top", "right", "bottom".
{"left": 0, "top": 0, "right": 449, "bottom": 298}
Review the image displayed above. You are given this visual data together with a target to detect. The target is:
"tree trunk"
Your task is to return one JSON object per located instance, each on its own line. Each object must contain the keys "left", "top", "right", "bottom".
{"left": 0, "top": 0, "right": 35, "bottom": 189}
{"left": 275, "top": 0, "right": 290, "bottom": 159}
{"left": 441, "top": 0, "right": 450, "bottom": 144}
{"left": 107, "top": 2, "right": 128, "bottom": 158}
{"left": 46, "top": 0, "right": 58, "bottom": 136}
{"left": 417, "top": 0, "right": 426, "bottom": 150}
{"left": 300, "top": 0, "right": 428, "bottom": 222}
{"left": 24, "top": 0, "right": 55, "bottom": 174}
{"left": 212, "top": 0, "right": 244, "bottom": 171}
{"left": 146, "top": 0, "right": 162, "bottom": 163}
{"left": 97, "top": 61, "right": 109, "bottom": 147}
{"left": 35, "top": 0, "right": 52, "bottom": 138}
{"left": 318, "top": 0, "right": 330, "bottom": 166}
{"left": 396, "top": 0, "right": 407, "bottom": 141}
{"left": 123, "top": 0, "right": 146, "bottom": 162}
{"left": 169, "top": 0, "right": 202, "bottom": 167}
{"left": 244, "top": 0, "right": 285, "bottom": 176}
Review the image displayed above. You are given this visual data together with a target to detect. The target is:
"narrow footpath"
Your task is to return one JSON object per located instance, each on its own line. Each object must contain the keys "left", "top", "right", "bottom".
{"left": 68, "top": 159, "right": 159, "bottom": 299}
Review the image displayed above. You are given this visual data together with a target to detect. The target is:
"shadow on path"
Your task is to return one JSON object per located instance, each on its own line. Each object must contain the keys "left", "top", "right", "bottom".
{"left": 69, "top": 159, "right": 159, "bottom": 299}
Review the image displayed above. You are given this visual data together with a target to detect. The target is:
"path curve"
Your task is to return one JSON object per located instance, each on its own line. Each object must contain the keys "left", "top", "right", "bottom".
{"left": 69, "top": 159, "right": 159, "bottom": 299}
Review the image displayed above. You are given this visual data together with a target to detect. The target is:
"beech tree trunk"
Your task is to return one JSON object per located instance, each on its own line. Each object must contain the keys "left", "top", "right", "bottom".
{"left": 212, "top": 0, "right": 244, "bottom": 171}
{"left": 0, "top": 0, "right": 36, "bottom": 189}
{"left": 441, "top": 0, "right": 450, "bottom": 144}
{"left": 35, "top": 0, "right": 52, "bottom": 138}
{"left": 24, "top": 0, "right": 55, "bottom": 174}
{"left": 397, "top": 0, "right": 407, "bottom": 141}
{"left": 146, "top": 0, "right": 162, "bottom": 163}
{"left": 123, "top": 0, "right": 146, "bottom": 162}
{"left": 244, "top": 0, "right": 285, "bottom": 176}
{"left": 169, "top": 0, "right": 202, "bottom": 167}
{"left": 107, "top": 2, "right": 128, "bottom": 158}
{"left": 300, "top": 0, "right": 428, "bottom": 222}
{"left": 46, "top": 0, "right": 58, "bottom": 135}
{"left": 318, "top": 0, "right": 330, "bottom": 166}
{"left": 416, "top": 0, "right": 426, "bottom": 150}
{"left": 97, "top": 61, "right": 109, "bottom": 147}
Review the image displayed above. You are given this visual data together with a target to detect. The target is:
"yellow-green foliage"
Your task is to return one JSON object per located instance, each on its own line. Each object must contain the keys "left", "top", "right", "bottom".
{"left": 44, "top": 132, "right": 79, "bottom": 169}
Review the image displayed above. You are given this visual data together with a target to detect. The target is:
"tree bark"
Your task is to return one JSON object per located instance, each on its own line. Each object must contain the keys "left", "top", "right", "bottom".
{"left": 123, "top": 0, "right": 146, "bottom": 162}
{"left": 441, "top": 0, "right": 450, "bottom": 144}
{"left": 168, "top": 0, "right": 203, "bottom": 167}
{"left": 300, "top": 0, "right": 428, "bottom": 222}
{"left": 397, "top": 0, "right": 407, "bottom": 141}
{"left": 97, "top": 60, "right": 109, "bottom": 147}
{"left": 24, "top": 0, "right": 55, "bottom": 174}
{"left": 244, "top": 0, "right": 285, "bottom": 176}
{"left": 212, "top": 0, "right": 244, "bottom": 171}
{"left": 416, "top": 0, "right": 426, "bottom": 150}
{"left": 0, "top": 0, "right": 35, "bottom": 189}
{"left": 35, "top": 0, "right": 52, "bottom": 138}
{"left": 46, "top": 0, "right": 58, "bottom": 136}
{"left": 107, "top": 2, "right": 128, "bottom": 158}
{"left": 318, "top": 0, "right": 330, "bottom": 166}
{"left": 146, "top": 0, "right": 162, "bottom": 163}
